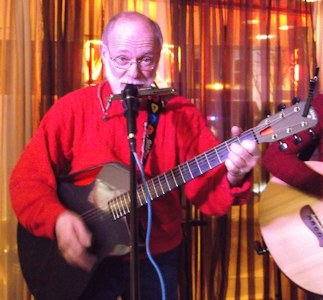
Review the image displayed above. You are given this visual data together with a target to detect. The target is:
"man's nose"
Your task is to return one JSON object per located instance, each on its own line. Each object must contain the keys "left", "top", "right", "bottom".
{"left": 127, "top": 61, "right": 141, "bottom": 77}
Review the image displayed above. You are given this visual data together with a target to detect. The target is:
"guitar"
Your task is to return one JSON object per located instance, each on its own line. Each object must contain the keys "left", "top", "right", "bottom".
{"left": 17, "top": 101, "right": 318, "bottom": 299}
{"left": 259, "top": 161, "right": 323, "bottom": 295}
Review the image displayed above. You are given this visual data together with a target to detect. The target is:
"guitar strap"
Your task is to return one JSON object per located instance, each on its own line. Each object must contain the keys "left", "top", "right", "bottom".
{"left": 141, "top": 96, "right": 163, "bottom": 167}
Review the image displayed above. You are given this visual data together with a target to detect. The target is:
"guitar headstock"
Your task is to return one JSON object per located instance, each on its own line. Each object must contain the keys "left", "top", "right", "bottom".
{"left": 254, "top": 101, "right": 318, "bottom": 144}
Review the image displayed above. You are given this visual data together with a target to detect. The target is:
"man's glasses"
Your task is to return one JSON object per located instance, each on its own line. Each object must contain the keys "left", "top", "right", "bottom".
{"left": 110, "top": 56, "right": 155, "bottom": 71}
{"left": 104, "top": 46, "right": 156, "bottom": 71}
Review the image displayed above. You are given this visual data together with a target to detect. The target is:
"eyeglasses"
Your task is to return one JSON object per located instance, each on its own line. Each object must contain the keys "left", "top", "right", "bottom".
{"left": 104, "top": 46, "right": 156, "bottom": 71}
{"left": 110, "top": 55, "right": 156, "bottom": 71}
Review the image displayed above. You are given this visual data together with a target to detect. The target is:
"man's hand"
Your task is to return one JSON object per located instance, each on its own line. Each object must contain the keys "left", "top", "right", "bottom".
{"left": 55, "top": 211, "right": 97, "bottom": 271}
{"left": 225, "top": 126, "right": 260, "bottom": 186}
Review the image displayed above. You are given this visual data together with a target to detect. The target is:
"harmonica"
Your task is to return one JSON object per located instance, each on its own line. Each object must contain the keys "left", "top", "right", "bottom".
{"left": 108, "top": 87, "right": 176, "bottom": 101}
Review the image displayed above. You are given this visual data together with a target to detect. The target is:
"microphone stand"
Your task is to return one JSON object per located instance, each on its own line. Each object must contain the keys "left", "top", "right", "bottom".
{"left": 122, "top": 84, "right": 140, "bottom": 300}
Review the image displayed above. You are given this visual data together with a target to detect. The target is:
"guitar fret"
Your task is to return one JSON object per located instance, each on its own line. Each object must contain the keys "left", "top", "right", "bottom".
{"left": 214, "top": 148, "right": 222, "bottom": 163}
{"left": 205, "top": 149, "right": 219, "bottom": 168}
{"left": 173, "top": 167, "right": 184, "bottom": 186}
{"left": 194, "top": 157, "right": 202, "bottom": 174}
{"left": 116, "top": 200, "right": 122, "bottom": 218}
{"left": 146, "top": 181, "right": 153, "bottom": 200}
{"left": 110, "top": 200, "right": 119, "bottom": 219}
{"left": 217, "top": 144, "right": 228, "bottom": 162}
{"left": 186, "top": 161, "right": 194, "bottom": 178}
{"left": 186, "top": 161, "right": 197, "bottom": 178}
{"left": 225, "top": 141, "right": 230, "bottom": 151}
{"left": 139, "top": 185, "right": 147, "bottom": 204}
{"left": 119, "top": 196, "right": 126, "bottom": 216}
{"left": 196, "top": 154, "right": 211, "bottom": 173}
{"left": 108, "top": 201, "right": 117, "bottom": 220}
{"left": 170, "top": 169, "right": 178, "bottom": 187}
{"left": 179, "top": 163, "right": 192, "bottom": 182}
{"left": 137, "top": 188, "right": 144, "bottom": 206}
{"left": 123, "top": 194, "right": 130, "bottom": 213}
{"left": 178, "top": 166, "right": 186, "bottom": 183}
{"left": 161, "top": 174, "right": 170, "bottom": 192}
{"left": 150, "top": 179, "right": 159, "bottom": 197}
{"left": 165, "top": 172, "right": 175, "bottom": 189}
{"left": 121, "top": 195, "right": 129, "bottom": 215}
{"left": 157, "top": 175, "right": 165, "bottom": 194}
{"left": 163, "top": 173, "right": 171, "bottom": 191}
{"left": 204, "top": 152, "right": 212, "bottom": 169}
{"left": 152, "top": 177, "right": 163, "bottom": 196}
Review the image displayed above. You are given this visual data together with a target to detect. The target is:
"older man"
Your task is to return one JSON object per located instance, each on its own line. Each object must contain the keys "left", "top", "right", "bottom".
{"left": 10, "top": 11, "right": 259, "bottom": 300}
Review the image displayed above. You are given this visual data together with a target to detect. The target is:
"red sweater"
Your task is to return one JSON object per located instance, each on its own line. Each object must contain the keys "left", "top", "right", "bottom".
{"left": 262, "top": 95, "right": 323, "bottom": 197}
{"left": 10, "top": 82, "right": 251, "bottom": 255}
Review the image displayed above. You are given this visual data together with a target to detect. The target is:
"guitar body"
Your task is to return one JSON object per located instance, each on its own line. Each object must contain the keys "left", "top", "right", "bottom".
{"left": 17, "top": 162, "right": 133, "bottom": 299}
{"left": 259, "top": 161, "right": 323, "bottom": 295}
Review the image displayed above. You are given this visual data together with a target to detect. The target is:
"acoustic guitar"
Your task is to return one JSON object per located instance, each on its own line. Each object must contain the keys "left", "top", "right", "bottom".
{"left": 259, "top": 161, "right": 323, "bottom": 295}
{"left": 17, "top": 101, "right": 318, "bottom": 299}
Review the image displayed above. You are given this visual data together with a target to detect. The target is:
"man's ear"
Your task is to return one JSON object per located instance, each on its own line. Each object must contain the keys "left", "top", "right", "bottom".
{"left": 99, "top": 44, "right": 107, "bottom": 59}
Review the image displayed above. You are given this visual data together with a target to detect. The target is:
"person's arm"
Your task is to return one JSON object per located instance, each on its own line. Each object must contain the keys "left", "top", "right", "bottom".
{"left": 173, "top": 102, "right": 259, "bottom": 215}
{"left": 262, "top": 96, "right": 323, "bottom": 197}
{"left": 262, "top": 136, "right": 323, "bottom": 197}
{"left": 9, "top": 96, "right": 96, "bottom": 271}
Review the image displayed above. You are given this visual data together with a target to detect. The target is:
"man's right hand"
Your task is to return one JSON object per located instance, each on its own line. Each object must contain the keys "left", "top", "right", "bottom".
{"left": 55, "top": 211, "right": 97, "bottom": 272}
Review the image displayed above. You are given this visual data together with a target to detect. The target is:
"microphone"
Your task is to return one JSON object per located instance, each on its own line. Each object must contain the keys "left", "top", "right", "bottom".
{"left": 122, "top": 84, "right": 139, "bottom": 151}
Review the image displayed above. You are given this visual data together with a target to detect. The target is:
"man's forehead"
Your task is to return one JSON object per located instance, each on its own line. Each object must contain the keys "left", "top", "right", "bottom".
{"left": 109, "top": 37, "right": 156, "bottom": 50}
{"left": 108, "top": 21, "right": 156, "bottom": 49}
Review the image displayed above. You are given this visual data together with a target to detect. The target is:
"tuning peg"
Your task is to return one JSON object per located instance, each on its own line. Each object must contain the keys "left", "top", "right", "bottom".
{"left": 309, "top": 129, "right": 317, "bottom": 140}
{"left": 292, "top": 97, "right": 301, "bottom": 105}
{"left": 279, "top": 140, "right": 288, "bottom": 151}
{"left": 293, "top": 134, "right": 302, "bottom": 145}
{"left": 254, "top": 240, "right": 269, "bottom": 255}
{"left": 277, "top": 103, "right": 286, "bottom": 111}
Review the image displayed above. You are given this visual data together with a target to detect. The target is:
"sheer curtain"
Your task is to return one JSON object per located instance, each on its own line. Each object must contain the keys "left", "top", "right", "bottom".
{"left": 170, "top": 1, "right": 317, "bottom": 299}
{"left": 0, "top": 0, "right": 320, "bottom": 299}
{"left": 0, "top": 1, "right": 40, "bottom": 299}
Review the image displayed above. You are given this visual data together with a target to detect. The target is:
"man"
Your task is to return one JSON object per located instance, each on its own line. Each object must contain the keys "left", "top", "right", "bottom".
{"left": 10, "top": 11, "right": 259, "bottom": 300}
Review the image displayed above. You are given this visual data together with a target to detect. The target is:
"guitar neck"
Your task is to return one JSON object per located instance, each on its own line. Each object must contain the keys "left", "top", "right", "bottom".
{"left": 88, "top": 101, "right": 318, "bottom": 220}
{"left": 108, "top": 129, "right": 256, "bottom": 219}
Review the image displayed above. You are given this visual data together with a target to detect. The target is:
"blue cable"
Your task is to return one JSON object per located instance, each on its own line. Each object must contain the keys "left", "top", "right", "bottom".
{"left": 132, "top": 151, "right": 166, "bottom": 300}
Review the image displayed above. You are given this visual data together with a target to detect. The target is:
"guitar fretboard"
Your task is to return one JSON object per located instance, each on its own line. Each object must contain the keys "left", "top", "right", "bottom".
{"left": 108, "top": 129, "right": 256, "bottom": 220}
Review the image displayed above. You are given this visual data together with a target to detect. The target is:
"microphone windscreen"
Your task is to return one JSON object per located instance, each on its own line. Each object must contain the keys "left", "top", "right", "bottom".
{"left": 122, "top": 84, "right": 138, "bottom": 99}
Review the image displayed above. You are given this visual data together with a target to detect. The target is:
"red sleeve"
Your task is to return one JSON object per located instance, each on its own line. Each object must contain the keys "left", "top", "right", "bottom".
{"left": 262, "top": 95, "right": 323, "bottom": 197}
{"left": 9, "top": 99, "right": 74, "bottom": 239}
{"left": 173, "top": 101, "right": 252, "bottom": 216}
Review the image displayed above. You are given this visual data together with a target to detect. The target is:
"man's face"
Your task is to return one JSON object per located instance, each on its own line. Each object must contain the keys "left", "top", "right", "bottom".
{"left": 101, "top": 18, "right": 160, "bottom": 94}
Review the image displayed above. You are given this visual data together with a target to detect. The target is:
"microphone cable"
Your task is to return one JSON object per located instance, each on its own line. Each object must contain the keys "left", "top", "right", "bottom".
{"left": 132, "top": 151, "right": 166, "bottom": 300}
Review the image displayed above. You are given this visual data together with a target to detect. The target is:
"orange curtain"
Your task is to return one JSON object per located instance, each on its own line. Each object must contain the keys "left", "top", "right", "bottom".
{"left": 170, "top": 1, "right": 318, "bottom": 299}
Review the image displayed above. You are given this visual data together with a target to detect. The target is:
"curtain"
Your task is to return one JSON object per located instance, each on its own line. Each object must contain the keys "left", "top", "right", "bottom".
{"left": 0, "top": 0, "right": 40, "bottom": 299}
{"left": 0, "top": 0, "right": 320, "bottom": 299}
{"left": 170, "top": 1, "right": 318, "bottom": 299}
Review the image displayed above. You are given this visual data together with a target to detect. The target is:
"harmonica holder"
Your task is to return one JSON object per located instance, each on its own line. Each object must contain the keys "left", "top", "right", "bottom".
{"left": 108, "top": 86, "right": 176, "bottom": 101}
{"left": 98, "top": 82, "right": 176, "bottom": 121}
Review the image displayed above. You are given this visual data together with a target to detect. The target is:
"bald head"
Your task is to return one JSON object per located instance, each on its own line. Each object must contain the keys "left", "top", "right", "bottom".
{"left": 102, "top": 11, "right": 163, "bottom": 52}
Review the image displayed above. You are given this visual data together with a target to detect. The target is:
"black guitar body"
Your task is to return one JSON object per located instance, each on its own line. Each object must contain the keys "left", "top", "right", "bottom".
{"left": 18, "top": 223, "right": 90, "bottom": 299}
{"left": 17, "top": 163, "right": 132, "bottom": 299}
